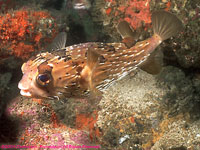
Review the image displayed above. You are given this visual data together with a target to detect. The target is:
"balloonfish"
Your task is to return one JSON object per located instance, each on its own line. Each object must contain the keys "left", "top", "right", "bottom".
{"left": 18, "top": 11, "right": 183, "bottom": 100}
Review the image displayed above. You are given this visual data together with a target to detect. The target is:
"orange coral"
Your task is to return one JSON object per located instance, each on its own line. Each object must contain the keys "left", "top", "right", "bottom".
{"left": 121, "top": 0, "right": 151, "bottom": 29}
{"left": 0, "top": 8, "right": 57, "bottom": 59}
{"left": 165, "top": 1, "right": 171, "bottom": 11}
{"left": 105, "top": 0, "right": 151, "bottom": 30}
{"left": 76, "top": 111, "right": 101, "bottom": 140}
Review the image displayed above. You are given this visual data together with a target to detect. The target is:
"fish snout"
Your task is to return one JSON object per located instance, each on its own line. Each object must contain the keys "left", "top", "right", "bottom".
{"left": 18, "top": 81, "right": 32, "bottom": 97}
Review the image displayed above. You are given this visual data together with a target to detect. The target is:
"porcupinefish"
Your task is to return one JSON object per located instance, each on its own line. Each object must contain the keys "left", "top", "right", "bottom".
{"left": 18, "top": 11, "right": 183, "bottom": 100}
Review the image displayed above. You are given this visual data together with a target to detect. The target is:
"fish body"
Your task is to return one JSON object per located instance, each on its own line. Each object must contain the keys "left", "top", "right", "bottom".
{"left": 18, "top": 11, "right": 183, "bottom": 99}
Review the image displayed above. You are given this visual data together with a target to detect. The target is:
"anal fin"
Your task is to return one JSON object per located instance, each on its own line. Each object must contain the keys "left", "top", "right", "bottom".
{"left": 139, "top": 49, "right": 163, "bottom": 75}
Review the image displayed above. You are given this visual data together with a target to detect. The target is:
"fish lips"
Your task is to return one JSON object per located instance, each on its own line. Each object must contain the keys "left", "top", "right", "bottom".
{"left": 18, "top": 82, "right": 32, "bottom": 97}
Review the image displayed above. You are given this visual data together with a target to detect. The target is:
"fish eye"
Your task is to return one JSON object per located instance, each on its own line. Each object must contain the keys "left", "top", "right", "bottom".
{"left": 36, "top": 73, "right": 52, "bottom": 86}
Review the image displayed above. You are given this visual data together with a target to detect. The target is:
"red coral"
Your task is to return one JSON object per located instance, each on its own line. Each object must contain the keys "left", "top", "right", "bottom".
{"left": 120, "top": 0, "right": 151, "bottom": 29}
{"left": 76, "top": 111, "right": 101, "bottom": 140}
{"left": 105, "top": 0, "right": 151, "bottom": 30}
{"left": 165, "top": 1, "right": 171, "bottom": 11}
{"left": 0, "top": 8, "right": 57, "bottom": 59}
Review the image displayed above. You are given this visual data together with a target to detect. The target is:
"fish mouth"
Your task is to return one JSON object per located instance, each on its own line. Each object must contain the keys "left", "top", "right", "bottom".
{"left": 20, "top": 89, "right": 32, "bottom": 97}
{"left": 18, "top": 82, "right": 32, "bottom": 97}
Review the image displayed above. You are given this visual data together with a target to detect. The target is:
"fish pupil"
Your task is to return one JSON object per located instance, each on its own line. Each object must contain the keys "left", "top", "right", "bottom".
{"left": 38, "top": 74, "right": 50, "bottom": 82}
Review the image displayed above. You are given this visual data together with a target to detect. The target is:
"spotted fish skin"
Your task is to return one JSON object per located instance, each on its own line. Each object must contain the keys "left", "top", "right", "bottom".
{"left": 18, "top": 11, "right": 183, "bottom": 99}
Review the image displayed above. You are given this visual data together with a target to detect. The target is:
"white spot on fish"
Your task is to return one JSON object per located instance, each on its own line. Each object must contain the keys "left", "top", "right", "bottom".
{"left": 135, "top": 50, "right": 145, "bottom": 56}
{"left": 116, "top": 72, "right": 121, "bottom": 76}
{"left": 64, "top": 65, "right": 70, "bottom": 68}
{"left": 104, "top": 79, "right": 111, "bottom": 83}
{"left": 128, "top": 66, "right": 133, "bottom": 70}
{"left": 48, "top": 63, "right": 54, "bottom": 67}
{"left": 53, "top": 96, "right": 60, "bottom": 100}
{"left": 121, "top": 67, "right": 126, "bottom": 70}
{"left": 127, "top": 62, "right": 132, "bottom": 65}
{"left": 139, "top": 43, "right": 143, "bottom": 47}
{"left": 143, "top": 54, "right": 150, "bottom": 59}
{"left": 32, "top": 59, "right": 45, "bottom": 66}
{"left": 72, "top": 66, "right": 76, "bottom": 69}
{"left": 57, "top": 92, "right": 63, "bottom": 95}
{"left": 144, "top": 42, "right": 149, "bottom": 46}
{"left": 69, "top": 46, "right": 74, "bottom": 50}
{"left": 118, "top": 72, "right": 128, "bottom": 80}
{"left": 50, "top": 56, "right": 60, "bottom": 62}
{"left": 116, "top": 64, "right": 120, "bottom": 67}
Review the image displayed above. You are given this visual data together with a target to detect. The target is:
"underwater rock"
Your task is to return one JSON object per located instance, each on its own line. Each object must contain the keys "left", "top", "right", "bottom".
{"left": 151, "top": 119, "right": 200, "bottom": 150}
{"left": 7, "top": 95, "right": 95, "bottom": 148}
{"left": 151, "top": 0, "right": 200, "bottom": 69}
{"left": 0, "top": 72, "right": 12, "bottom": 117}
{"left": 0, "top": 72, "right": 12, "bottom": 96}
{"left": 96, "top": 66, "right": 200, "bottom": 149}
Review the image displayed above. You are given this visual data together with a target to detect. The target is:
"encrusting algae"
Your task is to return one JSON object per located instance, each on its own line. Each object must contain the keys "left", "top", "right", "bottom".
{"left": 18, "top": 10, "right": 183, "bottom": 100}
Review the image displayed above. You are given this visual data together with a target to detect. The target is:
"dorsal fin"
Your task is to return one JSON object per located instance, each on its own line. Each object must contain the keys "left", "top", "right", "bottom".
{"left": 47, "top": 32, "right": 67, "bottom": 51}
{"left": 117, "top": 21, "right": 139, "bottom": 48}
{"left": 139, "top": 49, "right": 163, "bottom": 75}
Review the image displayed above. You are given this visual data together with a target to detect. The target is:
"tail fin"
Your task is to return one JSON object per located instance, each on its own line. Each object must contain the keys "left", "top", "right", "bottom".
{"left": 152, "top": 10, "right": 183, "bottom": 41}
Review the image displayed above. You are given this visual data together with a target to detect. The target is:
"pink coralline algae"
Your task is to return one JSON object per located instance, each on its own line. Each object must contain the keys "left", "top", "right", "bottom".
{"left": 70, "top": 131, "right": 91, "bottom": 144}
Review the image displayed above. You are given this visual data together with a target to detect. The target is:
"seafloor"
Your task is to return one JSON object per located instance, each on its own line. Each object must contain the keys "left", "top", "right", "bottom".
{"left": 0, "top": 0, "right": 200, "bottom": 150}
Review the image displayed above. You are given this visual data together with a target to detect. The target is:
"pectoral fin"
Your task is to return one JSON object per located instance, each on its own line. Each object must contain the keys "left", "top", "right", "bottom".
{"left": 139, "top": 49, "right": 163, "bottom": 75}
{"left": 86, "top": 48, "right": 102, "bottom": 94}
{"left": 87, "top": 48, "right": 100, "bottom": 70}
{"left": 47, "top": 32, "right": 67, "bottom": 51}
